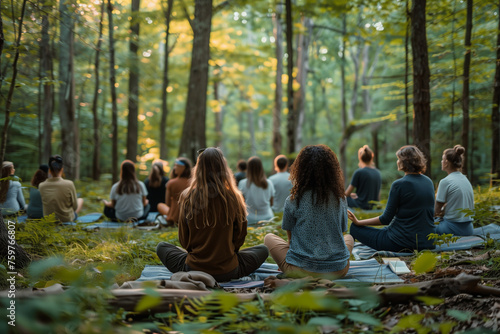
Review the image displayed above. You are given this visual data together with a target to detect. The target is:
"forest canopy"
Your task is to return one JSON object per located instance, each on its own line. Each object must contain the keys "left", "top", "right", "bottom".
{"left": 1, "top": 0, "right": 499, "bottom": 186}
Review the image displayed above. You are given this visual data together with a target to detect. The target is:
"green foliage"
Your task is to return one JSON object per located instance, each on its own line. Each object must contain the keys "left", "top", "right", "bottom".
{"left": 427, "top": 233, "right": 460, "bottom": 247}
{"left": 412, "top": 252, "right": 438, "bottom": 275}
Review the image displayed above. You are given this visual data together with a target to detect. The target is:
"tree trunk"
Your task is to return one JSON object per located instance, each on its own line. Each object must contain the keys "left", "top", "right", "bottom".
{"left": 451, "top": 0, "right": 458, "bottom": 143}
{"left": 0, "top": 0, "right": 27, "bottom": 164}
{"left": 160, "top": 0, "right": 174, "bottom": 160}
{"left": 91, "top": 1, "right": 105, "bottom": 181}
{"left": 213, "top": 78, "right": 223, "bottom": 149}
{"left": 461, "top": 0, "right": 473, "bottom": 177}
{"left": 405, "top": 0, "right": 410, "bottom": 145}
{"left": 340, "top": 15, "right": 347, "bottom": 176}
{"left": 411, "top": 0, "right": 431, "bottom": 177}
{"left": 0, "top": 214, "right": 31, "bottom": 269}
{"left": 272, "top": 1, "right": 283, "bottom": 157}
{"left": 40, "top": 0, "right": 53, "bottom": 165}
{"left": 294, "top": 16, "right": 312, "bottom": 152}
{"left": 285, "top": 0, "right": 295, "bottom": 154}
{"left": 178, "top": 0, "right": 212, "bottom": 163}
{"left": 492, "top": 0, "right": 500, "bottom": 186}
{"left": 108, "top": 0, "right": 119, "bottom": 184}
{"left": 126, "top": 0, "right": 140, "bottom": 162}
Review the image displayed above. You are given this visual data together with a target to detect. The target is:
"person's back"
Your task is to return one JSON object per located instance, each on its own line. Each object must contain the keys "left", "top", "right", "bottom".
{"left": 234, "top": 159, "right": 247, "bottom": 185}
{"left": 0, "top": 180, "right": 25, "bottom": 216}
{"left": 346, "top": 145, "right": 381, "bottom": 210}
{"left": 27, "top": 187, "right": 44, "bottom": 218}
{"left": 39, "top": 177, "right": 77, "bottom": 222}
{"left": 238, "top": 178, "right": 275, "bottom": 224}
{"left": 109, "top": 180, "right": 148, "bottom": 221}
{"left": 269, "top": 155, "right": 292, "bottom": 213}
{"left": 166, "top": 177, "right": 190, "bottom": 223}
{"left": 144, "top": 176, "right": 168, "bottom": 212}
{"left": 380, "top": 174, "right": 435, "bottom": 249}
{"left": 437, "top": 172, "right": 474, "bottom": 222}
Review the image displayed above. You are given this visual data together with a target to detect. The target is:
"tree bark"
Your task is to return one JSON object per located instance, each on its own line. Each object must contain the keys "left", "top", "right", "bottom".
{"left": 160, "top": 0, "right": 174, "bottom": 160}
{"left": 340, "top": 15, "right": 347, "bottom": 175}
{"left": 0, "top": 0, "right": 27, "bottom": 163}
{"left": 40, "top": 0, "right": 53, "bottom": 165}
{"left": 293, "top": 16, "right": 312, "bottom": 152}
{"left": 461, "top": 0, "right": 473, "bottom": 177}
{"left": 0, "top": 214, "right": 31, "bottom": 269}
{"left": 492, "top": 0, "right": 500, "bottom": 186}
{"left": 404, "top": 0, "right": 410, "bottom": 145}
{"left": 126, "top": 0, "right": 141, "bottom": 162}
{"left": 91, "top": 1, "right": 105, "bottom": 181}
{"left": 178, "top": 0, "right": 212, "bottom": 163}
{"left": 108, "top": 0, "right": 119, "bottom": 184}
{"left": 411, "top": 0, "right": 432, "bottom": 177}
{"left": 213, "top": 77, "right": 223, "bottom": 149}
{"left": 272, "top": 1, "right": 283, "bottom": 157}
{"left": 285, "top": 0, "right": 295, "bottom": 154}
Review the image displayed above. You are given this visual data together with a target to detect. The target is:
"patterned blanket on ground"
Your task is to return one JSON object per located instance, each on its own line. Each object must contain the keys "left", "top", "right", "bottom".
{"left": 352, "top": 223, "right": 500, "bottom": 260}
{"left": 137, "top": 258, "right": 403, "bottom": 289}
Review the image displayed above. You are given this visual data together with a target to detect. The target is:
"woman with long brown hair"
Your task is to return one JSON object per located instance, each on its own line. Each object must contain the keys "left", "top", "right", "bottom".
{"left": 156, "top": 147, "right": 268, "bottom": 282}
{"left": 26, "top": 165, "right": 49, "bottom": 218}
{"left": 238, "top": 156, "right": 275, "bottom": 225}
{"left": 144, "top": 161, "right": 169, "bottom": 212}
{"left": 264, "top": 145, "right": 354, "bottom": 278}
{"left": 0, "top": 161, "right": 25, "bottom": 216}
{"left": 103, "top": 160, "right": 150, "bottom": 221}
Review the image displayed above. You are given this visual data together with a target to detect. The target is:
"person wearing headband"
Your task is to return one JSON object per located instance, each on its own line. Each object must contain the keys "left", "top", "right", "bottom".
{"left": 39, "top": 155, "right": 84, "bottom": 222}
{"left": 157, "top": 157, "right": 192, "bottom": 227}
{"left": 0, "top": 161, "right": 26, "bottom": 216}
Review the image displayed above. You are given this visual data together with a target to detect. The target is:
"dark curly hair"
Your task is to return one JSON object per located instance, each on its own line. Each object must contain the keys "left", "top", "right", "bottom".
{"left": 289, "top": 145, "right": 345, "bottom": 206}
{"left": 31, "top": 169, "right": 48, "bottom": 188}
{"left": 443, "top": 145, "right": 465, "bottom": 170}
{"left": 396, "top": 145, "right": 427, "bottom": 174}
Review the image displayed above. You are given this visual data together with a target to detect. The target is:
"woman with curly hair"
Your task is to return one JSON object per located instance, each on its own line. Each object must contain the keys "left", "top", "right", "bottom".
{"left": 103, "top": 160, "right": 150, "bottom": 221}
{"left": 0, "top": 161, "right": 26, "bottom": 216}
{"left": 156, "top": 148, "right": 268, "bottom": 282}
{"left": 238, "top": 156, "right": 275, "bottom": 225}
{"left": 264, "top": 145, "right": 354, "bottom": 278}
{"left": 345, "top": 145, "right": 381, "bottom": 209}
{"left": 348, "top": 145, "right": 436, "bottom": 251}
{"left": 435, "top": 145, "right": 474, "bottom": 236}
{"left": 26, "top": 165, "right": 49, "bottom": 219}
{"left": 157, "top": 157, "right": 192, "bottom": 227}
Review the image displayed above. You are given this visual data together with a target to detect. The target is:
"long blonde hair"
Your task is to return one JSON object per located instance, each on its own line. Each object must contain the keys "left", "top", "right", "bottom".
{"left": 179, "top": 147, "right": 247, "bottom": 228}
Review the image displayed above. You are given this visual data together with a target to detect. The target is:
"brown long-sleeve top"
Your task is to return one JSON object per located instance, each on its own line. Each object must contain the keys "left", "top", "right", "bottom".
{"left": 178, "top": 196, "right": 248, "bottom": 275}
{"left": 165, "top": 177, "right": 190, "bottom": 223}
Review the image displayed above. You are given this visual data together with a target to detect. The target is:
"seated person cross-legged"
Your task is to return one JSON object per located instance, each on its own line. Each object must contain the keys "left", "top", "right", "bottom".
{"left": 103, "top": 160, "right": 150, "bottom": 221}
{"left": 264, "top": 145, "right": 354, "bottom": 279}
{"left": 156, "top": 147, "right": 268, "bottom": 282}
{"left": 348, "top": 145, "right": 436, "bottom": 252}
{"left": 0, "top": 161, "right": 26, "bottom": 217}
{"left": 435, "top": 145, "right": 475, "bottom": 236}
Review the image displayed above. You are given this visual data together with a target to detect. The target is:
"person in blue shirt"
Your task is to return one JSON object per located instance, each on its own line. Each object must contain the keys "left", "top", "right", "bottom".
{"left": 264, "top": 145, "right": 354, "bottom": 278}
{"left": 345, "top": 145, "right": 381, "bottom": 210}
{"left": 348, "top": 145, "right": 436, "bottom": 252}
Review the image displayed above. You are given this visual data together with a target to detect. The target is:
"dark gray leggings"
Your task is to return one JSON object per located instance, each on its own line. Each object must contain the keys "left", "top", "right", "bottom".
{"left": 156, "top": 242, "right": 269, "bottom": 282}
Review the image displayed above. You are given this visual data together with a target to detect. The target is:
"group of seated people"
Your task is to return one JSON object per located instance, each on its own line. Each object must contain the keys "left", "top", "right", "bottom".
{"left": 0, "top": 143, "right": 475, "bottom": 283}
{"left": 0, "top": 156, "right": 84, "bottom": 222}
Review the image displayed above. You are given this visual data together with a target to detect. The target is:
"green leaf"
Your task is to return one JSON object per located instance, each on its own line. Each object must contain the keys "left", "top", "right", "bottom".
{"left": 28, "top": 256, "right": 64, "bottom": 279}
{"left": 393, "top": 314, "right": 425, "bottom": 331}
{"left": 135, "top": 294, "right": 162, "bottom": 312}
{"left": 413, "top": 252, "right": 437, "bottom": 274}
{"left": 439, "top": 321, "right": 457, "bottom": 334}
{"left": 346, "top": 311, "right": 381, "bottom": 326}
{"left": 415, "top": 296, "right": 444, "bottom": 306}
{"left": 308, "top": 316, "right": 340, "bottom": 327}
{"left": 446, "top": 309, "right": 474, "bottom": 322}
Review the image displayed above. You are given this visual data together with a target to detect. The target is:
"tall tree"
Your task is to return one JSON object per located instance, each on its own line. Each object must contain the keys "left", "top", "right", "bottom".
{"left": 213, "top": 70, "right": 224, "bottom": 150}
{"left": 272, "top": 1, "right": 283, "bottom": 157}
{"left": 160, "top": 0, "right": 174, "bottom": 160}
{"left": 0, "top": 0, "right": 27, "bottom": 163}
{"left": 285, "top": 0, "right": 295, "bottom": 154}
{"left": 404, "top": 0, "right": 410, "bottom": 145}
{"left": 461, "top": 0, "right": 473, "bottom": 176}
{"left": 411, "top": 0, "right": 431, "bottom": 177}
{"left": 40, "top": 0, "right": 54, "bottom": 165}
{"left": 126, "top": 0, "right": 141, "bottom": 162}
{"left": 58, "top": 0, "right": 79, "bottom": 179}
{"left": 294, "top": 16, "right": 312, "bottom": 152}
{"left": 108, "top": 0, "right": 119, "bottom": 183}
{"left": 178, "top": 0, "right": 213, "bottom": 163}
{"left": 491, "top": 0, "right": 500, "bottom": 186}
{"left": 91, "top": 1, "right": 105, "bottom": 180}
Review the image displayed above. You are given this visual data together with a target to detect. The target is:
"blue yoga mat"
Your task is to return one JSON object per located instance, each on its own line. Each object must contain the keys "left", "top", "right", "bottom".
{"left": 137, "top": 258, "right": 403, "bottom": 288}
{"left": 83, "top": 211, "right": 159, "bottom": 230}
{"left": 352, "top": 223, "right": 500, "bottom": 260}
